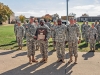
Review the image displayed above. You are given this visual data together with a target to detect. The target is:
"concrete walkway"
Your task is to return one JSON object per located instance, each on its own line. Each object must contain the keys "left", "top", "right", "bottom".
{"left": 0, "top": 50, "right": 100, "bottom": 75}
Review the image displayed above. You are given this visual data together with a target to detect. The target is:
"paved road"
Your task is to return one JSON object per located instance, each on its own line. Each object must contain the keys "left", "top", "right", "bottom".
{"left": 0, "top": 50, "right": 100, "bottom": 75}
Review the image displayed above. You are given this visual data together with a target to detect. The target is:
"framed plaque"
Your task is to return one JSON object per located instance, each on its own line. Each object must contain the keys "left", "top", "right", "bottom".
{"left": 35, "top": 28, "right": 47, "bottom": 40}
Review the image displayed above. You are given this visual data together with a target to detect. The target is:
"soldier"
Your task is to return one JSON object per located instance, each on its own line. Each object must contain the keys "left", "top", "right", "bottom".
{"left": 88, "top": 23, "right": 98, "bottom": 52}
{"left": 35, "top": 19, "right": 51, "bottom": 63}
{"left": 34, "top": 20, "right": 39, "bottom": 51}
{"left": 26, "top": 16, "right": 38, "bottom": 64}
{"left": 83, "top": 21, "right": 90, "bottom": 44}
{"left": 50, "top": 20, "right": 57, "bottom": 50}
{"left": 53, "top": 19, "right": 68, "bottom": 63}
{"left": 67, "top": 18, "right": 81, "bottom": 64}
{"left": 15, "top": 21, "right": 25, "bottom": 50}
{"left": 45, "top": 19, "right": 52, "bottom": 28}
{"left": 96, "top": 20, "right": 100, "bottom": 43}
{"left": 94, "top": 20, "right": 98, "bottom": 28}
{"left": 22, "top": 20, "right": 27, "bottom": 39}
{"left": 81, "top": 20, "right": 86, "bottom": 40}
{"left": 14, "top": 20, "right": 18, "bottom": 41}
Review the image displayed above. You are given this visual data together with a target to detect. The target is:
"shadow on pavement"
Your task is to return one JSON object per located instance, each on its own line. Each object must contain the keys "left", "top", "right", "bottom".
{"left": 0, "top": 50, "right": 17, "bottom": 55}
{"left": 82, "top": 52, "right": 94, "bottom": 60}
{"left": 12, "top": 52, "right": 27, "bottom": 58}
{"left": 0, "top": 61, "right": 71, "bottom": 75}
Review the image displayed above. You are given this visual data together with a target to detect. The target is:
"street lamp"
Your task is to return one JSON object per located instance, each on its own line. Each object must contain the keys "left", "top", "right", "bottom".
{"left": 66, "top": 0, "right": 69, "bottom": 23}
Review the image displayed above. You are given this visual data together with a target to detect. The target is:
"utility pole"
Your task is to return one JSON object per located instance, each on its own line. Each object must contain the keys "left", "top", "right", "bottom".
{"left": 66, "top": 0, "right": 69, "bottom": 23}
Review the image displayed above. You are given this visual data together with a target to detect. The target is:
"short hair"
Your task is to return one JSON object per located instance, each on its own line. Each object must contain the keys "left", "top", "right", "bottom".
{"left": 30, "top": 16, "right": 34, "bottom": 19}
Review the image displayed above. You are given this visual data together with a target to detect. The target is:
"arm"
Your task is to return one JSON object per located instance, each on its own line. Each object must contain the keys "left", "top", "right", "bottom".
{"left": 46, "top": 26, "right": 51, "bottom": 40}
{"left": 76, "top": 25, "right": 81, "bottom": 40}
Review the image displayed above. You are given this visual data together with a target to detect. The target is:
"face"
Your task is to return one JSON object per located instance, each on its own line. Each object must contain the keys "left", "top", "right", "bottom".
{"left": 95, "top": 21, "right": 97, "bottom": 24}
{"left": 86, "top": 22, "right": 88, "bottom": 25}
{"left": 69, "top": 19, "right": 74, "bottom": 25}
{"left": 54, "top": 22, "right": 57, "bottom": 25}
{"left": 92, "top": 24, "right": 94, "bottom": 28}
{"left": 30, "top": 18, "right": 34, "bottom": 23}
{"left": 74, "top": 20, "right": 76, "bottom": 23}
{"left": 57, "top": 21, "right": 61, "bottom": 25}
{"left": 17, "top": 23, "right": 20, "bottom": 26}
{"left": 40, "top": 21, "right": 44, "bottom": 26}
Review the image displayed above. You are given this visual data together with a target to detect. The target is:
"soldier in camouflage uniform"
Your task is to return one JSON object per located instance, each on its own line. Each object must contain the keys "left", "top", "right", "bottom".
{"left": 22, "top": 20, "right": 27, "bottom": 39}
{"left": 26, "top": 16, "right": 38, "bottom": 64}
{"left": 15, "top": 21, "right": 25, "bottom": 50}
{"left": 35, "top": 19, "right": 51, "bottom": 63}
{"left": 45, "top": 19, "right": 52, "bottom": 28}
{"left": 81, "top": 21, "right": 86, "bottom": 40}
{"left": 83, "top": 21, "right": 90, "bottom": 44}
{"left": 94, "top": 20, "right": 98, "bottom": 28}
{"left": 67, "top": 18, "right": 81, "bottom": 64}
{"left": 96, "top": 20, "right": 100, "bottom": 43}
{"left": 88, "top": 23, "right": 98, "bottom": 52}
{"left": 34, "top": 20, "right": 39, "bottom": 51}
{"left": 53, "top": 19, "right": 68, "bottom": 63}
{"left": 14, "top": 20, "right": 18, "bottom": 41}
{"left": 50, "top": 20, "right": 57, "bottom": 50}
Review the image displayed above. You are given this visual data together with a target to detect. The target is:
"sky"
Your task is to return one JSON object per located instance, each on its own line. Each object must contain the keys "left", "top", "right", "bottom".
{"left": 0, "top": 0, "right": 100, "bottom": 18}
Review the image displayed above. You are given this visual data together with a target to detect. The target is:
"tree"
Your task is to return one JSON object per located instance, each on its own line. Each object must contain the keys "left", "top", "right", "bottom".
{"left": 0, "top": 2, "right": 13, "bottom": 24}
{"left": 19, "top": 15, "right": 26, "bottom": 23}
{"left": 42, "top": 14, "right": 52, "bottom": 21}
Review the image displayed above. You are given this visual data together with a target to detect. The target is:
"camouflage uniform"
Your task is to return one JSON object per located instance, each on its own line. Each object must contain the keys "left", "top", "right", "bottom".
{"left": 83, "top": 24, "right": 90, "bottom": 43}
{"left": 81, "top": 23, "right": 85, "bottom": 40}
{"left": 34, "top": 21, "right": 40, "bottom": 51}
{"left": 67, "top": 24, "right": 81, "bottom": 57}
{"left": 88, "top": 27, "right": 98, "bottom": 50}
{"left": 26, "top": 23, "right": 36, "bottom": 57}
{"left": 50, "top": 24, "right": 57, "bottom": 50}
{"left": 35, "top": 24, "right": 51, "bottom": 59}
{"left": 53, "top": 24, "right": 67, "bottom": 59}
{"left": 22, "top": 23, "right": 27, "bottom": 38}
{"left": 96, "top": 23, "right": 100, "bottom": 42}
{"left": 45, "top": 22, "right": 52, "bottom": 28}
{"left": 14, "top": 23, "right": 18, "bottom": 41}
{"left": 15, "top": 26, "right": 25, "bottom": 47}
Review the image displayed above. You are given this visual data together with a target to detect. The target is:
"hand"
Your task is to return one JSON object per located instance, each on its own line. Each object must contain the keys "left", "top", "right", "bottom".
{"left": 65, "top": 41, "right": 67, "bottom": 44}
{"left": 33, "top": 36, "right": 37, "bottom": 39}
{"left": 53, "top": 41, "right": 56, "bottom": 44}
{"left": 44, "top": 39, "right": 47, "bottom": 41}
{"left": 78, "top": 39, "right": 81, "bottom": 44}
{"left": 26, "top": 26, "right": 28, "bottom": 28}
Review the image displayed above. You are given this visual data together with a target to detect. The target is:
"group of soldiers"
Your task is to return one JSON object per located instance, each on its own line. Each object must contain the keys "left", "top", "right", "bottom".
{"left": 81, "top": 20, "right": 100, "bottom": 52}
{"left": 14, "top": 16, "right": 100, "bottom": 64}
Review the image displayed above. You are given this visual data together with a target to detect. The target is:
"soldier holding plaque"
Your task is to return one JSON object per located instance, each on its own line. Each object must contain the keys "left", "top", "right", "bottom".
{"left": 35, "top": 19, "right": 51, "bottom": 63}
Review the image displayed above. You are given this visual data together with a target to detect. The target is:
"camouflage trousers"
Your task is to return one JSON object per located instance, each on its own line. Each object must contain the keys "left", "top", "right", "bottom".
{"left": 82, "top": 33, "right": 85, "bottom": 40}
{"left": 17, "top": 36, "right": 23, "bottom": 46}
{"left": 35, "top": 40, "right": 40, "bottom": 50}
{"left": 27, "top": 40, "right": 35, "bottom": 57}
{"left": 97, "top": 35, "right": 100, "bottom": 42}
{"left": 68, "top": 41, "right": 78, "bottom": 57}
{"left": 89, "top": 39, "right": 96, "bottom": 50}
{"left": 84, "top": 34, "right": 89, "bottom": 43}
{"left": 56, "top": 42, "right": 65, "bottom": 59}
{"left": 39, "top": 40, "right": 48, "bottom": 58}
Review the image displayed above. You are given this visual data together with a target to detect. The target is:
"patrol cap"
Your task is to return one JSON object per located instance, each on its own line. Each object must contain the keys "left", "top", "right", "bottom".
{"left": 39, "top": 19, "right": 45, "bottom": 23}
{"left": 30, "top": 16, "right": 34, "bottom": 18}
{"left": 57, "top": 19, "right": 62, "bottom": 22}
{"left": 35, "top": 20, "right": 38, "bottom": 22}
{"left": 53, "top": 20, "right": 57, "bottom": 22}
{"left": 86, "top": 21, "right": 88, "bottom": 23}
{"left": 17, "top": 21, "right": 21, "bottom": 24}
{"left": 91, "top": 23, "right": 94, "bottom": 25}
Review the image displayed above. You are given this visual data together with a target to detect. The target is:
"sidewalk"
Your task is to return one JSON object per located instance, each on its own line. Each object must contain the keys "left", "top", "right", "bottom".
{"left": 0, "top": 50, "right": 100, "bottom": 75}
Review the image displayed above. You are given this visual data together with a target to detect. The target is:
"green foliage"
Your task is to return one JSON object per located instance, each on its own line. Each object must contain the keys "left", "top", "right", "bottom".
{"left": 19, "top": 15, "right": 26, "bottom": 23}
{"left": 0, "top": 2, "right": 13, "bottom": 23}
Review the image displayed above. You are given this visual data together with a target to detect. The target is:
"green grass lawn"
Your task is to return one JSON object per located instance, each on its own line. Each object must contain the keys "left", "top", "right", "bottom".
{"left": 0, "top": 23, "right": 100, "bottom": 52}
